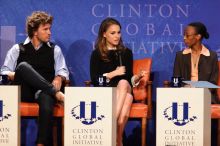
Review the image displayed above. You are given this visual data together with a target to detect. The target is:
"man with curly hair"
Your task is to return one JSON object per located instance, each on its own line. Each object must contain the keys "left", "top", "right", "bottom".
{"left": 1, "top": 11, "right": 69, "bottom": 146}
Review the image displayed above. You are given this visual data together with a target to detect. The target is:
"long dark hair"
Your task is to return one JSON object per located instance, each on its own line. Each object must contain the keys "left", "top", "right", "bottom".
{"left": 95, "top": 17, "right": 125, "bottom": 61}
{"left": 188, "top": 22, "right": 209, "bottom": 40}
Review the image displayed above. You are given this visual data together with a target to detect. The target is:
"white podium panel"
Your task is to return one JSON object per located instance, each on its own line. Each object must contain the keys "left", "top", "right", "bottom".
{"left": 0, "top": 86, "right": 20, "bottom": 146}
{"left": 157, "top": 88, "right": 211, "bottom": 146}
{"left": 65, "top": 87, "right": 116, "bottom": 146}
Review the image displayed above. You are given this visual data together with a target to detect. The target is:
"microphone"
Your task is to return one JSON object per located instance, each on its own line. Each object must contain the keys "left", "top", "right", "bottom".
{"left": 118, "top": 50, "right": 122, "bottom": 66}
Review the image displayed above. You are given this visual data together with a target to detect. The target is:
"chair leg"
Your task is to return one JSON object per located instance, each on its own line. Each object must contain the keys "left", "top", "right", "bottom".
{"left": 218, "top": 119, "right": 220, "bottom": 146}
{"left": 53, "top": 120, "right": 58, "bottom": 146}
{"left": 142, "top": 117, "right": 147, "bottom": 146}
{"left": 55, "top": 117, "right": 63, "bottom": 146}
{"left": 62, "top": 117, "right": 64, "bottom": 146}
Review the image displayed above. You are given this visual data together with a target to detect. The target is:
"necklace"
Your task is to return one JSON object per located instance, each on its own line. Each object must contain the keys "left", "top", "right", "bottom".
{"left": 191, "top": 46, "right": 202, "bottom": 68}
{"left": 191, "top": 54, "right": 200, "bottom": 68}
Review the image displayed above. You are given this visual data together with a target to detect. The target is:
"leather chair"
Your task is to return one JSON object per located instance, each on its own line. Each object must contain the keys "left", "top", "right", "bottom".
{"left": 20, "top": 80, "right": 69, "bottom": 146}
{"left": 21, "top": 103, "right": 64, "bottom": 146}
{"left": 85, "top": 58, "right": 153, "bottom": 146}
{"left": 129, "top": 58, "right": 152, "bottom": 146}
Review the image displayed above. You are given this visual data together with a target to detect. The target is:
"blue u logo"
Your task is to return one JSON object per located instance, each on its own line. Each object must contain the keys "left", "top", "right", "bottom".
{"left": 172, "top": 102, "right": 188, "bottom": 126}
{"left": 80, "top": 101, "right": 96, "bottom": 119}
{"left": 164, "top": 102, "right": 197, "bottom": 126}
{"left": 71, "top": 101, "right": 105, "bottom": 125}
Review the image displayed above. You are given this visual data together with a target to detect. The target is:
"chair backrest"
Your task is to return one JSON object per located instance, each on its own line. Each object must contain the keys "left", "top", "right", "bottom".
{"left": 132, "top": 58, "right": 152, "bottom": 101}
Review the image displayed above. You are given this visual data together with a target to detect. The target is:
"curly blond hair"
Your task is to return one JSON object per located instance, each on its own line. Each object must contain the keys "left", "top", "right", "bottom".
{"left": 26, "top": 11, "right": 53, "bottom": 38}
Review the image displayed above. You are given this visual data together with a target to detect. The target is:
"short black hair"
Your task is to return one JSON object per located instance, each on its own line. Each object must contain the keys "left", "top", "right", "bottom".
{"left": 188, "top": 22, "right": 209, "bottom": 39}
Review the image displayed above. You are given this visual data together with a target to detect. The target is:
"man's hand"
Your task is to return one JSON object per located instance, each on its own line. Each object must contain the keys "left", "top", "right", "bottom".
{"left": 52, "top": 76, "right": 63, "bottom": 91}
{"left": 8, "top": 72, "right": 15, "bottom": 81}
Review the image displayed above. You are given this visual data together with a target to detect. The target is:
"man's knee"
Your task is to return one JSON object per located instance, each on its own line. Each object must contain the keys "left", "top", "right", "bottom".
{"left": 16, "top": 62, "right": 31, "bottom": 72}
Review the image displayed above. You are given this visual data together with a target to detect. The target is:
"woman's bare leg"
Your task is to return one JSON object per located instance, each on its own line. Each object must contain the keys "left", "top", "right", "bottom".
{"left": 116, "top": 80, "right": 131, "bottom": 119}
{"left": 116, "top": 80, "right": 133, "bottom": 146}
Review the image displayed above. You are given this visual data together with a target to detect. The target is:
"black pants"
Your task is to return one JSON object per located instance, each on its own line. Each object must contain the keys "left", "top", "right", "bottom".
{"left": 14, "top": 62, "right": 56, "bottom": 145}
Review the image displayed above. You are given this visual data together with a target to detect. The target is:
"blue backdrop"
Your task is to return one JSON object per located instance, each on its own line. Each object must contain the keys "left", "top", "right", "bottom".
{"left": 1, "top": 0, "right": 220, "bottom": 145}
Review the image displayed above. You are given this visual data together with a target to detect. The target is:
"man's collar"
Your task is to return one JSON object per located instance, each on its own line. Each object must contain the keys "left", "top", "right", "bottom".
{"left": 23, "top": 37, "right": 52, "bottom": 48}
{"left": 182, "top": 45, "right": 210, "bottom": 56}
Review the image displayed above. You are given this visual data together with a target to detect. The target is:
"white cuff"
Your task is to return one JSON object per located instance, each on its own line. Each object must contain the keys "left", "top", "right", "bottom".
{"left": 103, "top": 73, "right": 110, "bottom": 83}
{"left": 131, "top": 75, "right": 140, "bottom": 87}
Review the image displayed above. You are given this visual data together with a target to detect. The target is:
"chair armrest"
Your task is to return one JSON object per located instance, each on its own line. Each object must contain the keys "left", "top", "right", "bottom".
{"left": 163, "top": 80, "right": 170, "bottom": 87}
{"left": 146, "top": 80, "right": 152, "bottom": 119}
{"left": 84, "top": 80, "right": 92, "bottom": 87}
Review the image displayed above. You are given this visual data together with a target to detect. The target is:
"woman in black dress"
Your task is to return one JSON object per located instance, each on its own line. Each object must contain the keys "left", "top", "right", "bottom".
{"left": 90, "top": 18, "right": 134, "bottom": 146}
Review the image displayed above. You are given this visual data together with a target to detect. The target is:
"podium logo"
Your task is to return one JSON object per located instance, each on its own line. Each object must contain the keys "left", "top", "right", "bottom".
{"left": 0, "top": 100, "right": 11, "bottom": 122}
{"left": 163, "top": 102, "right": 197, "bottom": 126}
{"left": 71, "top": 101, "right": 105, "bottom": 125}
